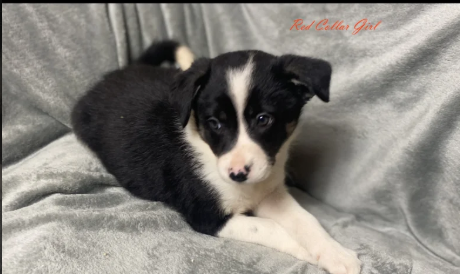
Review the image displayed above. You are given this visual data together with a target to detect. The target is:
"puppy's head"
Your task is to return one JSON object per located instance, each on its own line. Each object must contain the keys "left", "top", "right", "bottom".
{"left": 173, "top": 51, "right": 331, "bottom": 184}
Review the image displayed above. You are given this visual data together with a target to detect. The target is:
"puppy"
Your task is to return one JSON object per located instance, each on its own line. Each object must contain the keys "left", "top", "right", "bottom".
{"left": 71, "top": 40, "right": 361, "bottom": 274}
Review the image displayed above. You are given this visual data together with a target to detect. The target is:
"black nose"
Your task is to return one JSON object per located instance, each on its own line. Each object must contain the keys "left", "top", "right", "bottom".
{"left": 229, "top": 172, "right": 248, "bottom": 182}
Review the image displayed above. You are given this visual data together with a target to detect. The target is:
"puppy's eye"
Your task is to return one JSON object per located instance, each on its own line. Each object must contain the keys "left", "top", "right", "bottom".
{"left": 207, "top": 117, "right": 222, "bottom": 131}
{"left": 256, "top": 113, "right": 274, "bottom": 127}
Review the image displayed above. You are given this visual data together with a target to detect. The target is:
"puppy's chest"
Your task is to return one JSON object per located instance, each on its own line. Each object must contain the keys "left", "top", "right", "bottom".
{"left": 213, "top": 177, "right": 281, "bottom": 215}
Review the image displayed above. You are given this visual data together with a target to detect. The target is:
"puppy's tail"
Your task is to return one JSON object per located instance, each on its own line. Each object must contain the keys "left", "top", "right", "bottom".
{"left": 136, "top": 40, "right": 195, "bottom": 71}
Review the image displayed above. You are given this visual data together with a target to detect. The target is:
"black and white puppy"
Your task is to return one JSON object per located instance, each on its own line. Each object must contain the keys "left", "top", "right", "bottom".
{"left": 72, "top": 40, "right": 361, "bottom": 274}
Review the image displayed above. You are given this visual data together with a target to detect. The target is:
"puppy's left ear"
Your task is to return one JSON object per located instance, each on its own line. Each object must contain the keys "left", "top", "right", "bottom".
{"left": 274, "top": 55, "right": 332, "bottom": 103}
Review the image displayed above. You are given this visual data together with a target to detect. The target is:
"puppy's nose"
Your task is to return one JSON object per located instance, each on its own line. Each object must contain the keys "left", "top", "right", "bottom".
{"left": 229, "top": 165, "right": 251, "bottom": 183}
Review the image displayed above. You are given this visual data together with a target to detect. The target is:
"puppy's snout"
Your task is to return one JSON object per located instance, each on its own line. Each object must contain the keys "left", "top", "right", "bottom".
{"left": 228, "top": 165, "right": 251, "bottom": 183}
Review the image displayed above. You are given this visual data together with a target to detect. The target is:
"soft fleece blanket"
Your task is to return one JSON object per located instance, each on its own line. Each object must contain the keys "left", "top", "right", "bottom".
{"left": 2, "top": 4, "right": 460, "bottom": 274}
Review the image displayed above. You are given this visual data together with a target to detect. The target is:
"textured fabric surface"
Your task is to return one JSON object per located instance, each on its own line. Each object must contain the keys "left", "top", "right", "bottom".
{"left": 2, "top": 3, "right": 460, "bottom": 274}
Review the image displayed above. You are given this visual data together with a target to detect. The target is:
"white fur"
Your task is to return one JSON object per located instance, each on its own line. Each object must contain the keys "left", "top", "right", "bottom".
{"left": 184, "top": 114, "right": 281, "bottom": 214}
{"left": 255, "top": 186, "right": 362, "bottom": 274}
{"left": 175, "top": 46, "right": 195, "bottom": 71}
{"left": 217, "top": 214, "right": 315, "bottom": 263}
{"left": 184, "top": 107, "right": 298, "bottom": 211}
{"left": 182, "top": 58, "right": 361, "bottom": 273}
{"left": 217, "top": 57, "right": 271, "bottom": 184}
{"left": 226, "top": 57, "right": 253, "bottom": 117}
{"left": 181, "top": 55, "right": 300, "bottom": 213}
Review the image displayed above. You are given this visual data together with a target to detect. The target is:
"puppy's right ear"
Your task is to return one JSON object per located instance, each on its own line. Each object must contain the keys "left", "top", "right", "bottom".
{"left": 172, "top": 58, "right": 211, "bottom": 127}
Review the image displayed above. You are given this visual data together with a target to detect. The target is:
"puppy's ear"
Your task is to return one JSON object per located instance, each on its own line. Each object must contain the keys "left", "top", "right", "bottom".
{"left": 274, "top": 55, "right": 332, "bottom": 103}
{"left": 172, "top": 58, "right": 211, "bottom": 127}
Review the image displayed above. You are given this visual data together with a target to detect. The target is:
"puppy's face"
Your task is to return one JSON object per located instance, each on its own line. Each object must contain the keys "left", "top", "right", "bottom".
{"left": 175, "top": 51, "right": 331, "bottom": 185}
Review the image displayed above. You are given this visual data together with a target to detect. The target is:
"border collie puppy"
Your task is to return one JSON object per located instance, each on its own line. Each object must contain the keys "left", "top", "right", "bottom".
{"left": 71, "top": 40, "right": 361, "bottom": 274}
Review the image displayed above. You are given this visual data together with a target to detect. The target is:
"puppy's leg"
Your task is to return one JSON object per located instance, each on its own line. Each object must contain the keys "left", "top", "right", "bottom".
{"left": 218, "top": 215, "right": 315, "bottom": 263}
{"left": 255, "top": 186, "right": 361, "bottom": 274}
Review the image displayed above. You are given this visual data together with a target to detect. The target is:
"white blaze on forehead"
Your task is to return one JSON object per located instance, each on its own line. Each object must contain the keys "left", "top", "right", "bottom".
{"left": 221, "top": 56, "right": 271, "bottom": 184}
{"left": 226, "top": 57, "right": 254, "bottom": 118}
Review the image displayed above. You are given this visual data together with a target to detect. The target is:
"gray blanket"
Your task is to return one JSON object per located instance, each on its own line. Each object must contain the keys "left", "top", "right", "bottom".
{"left": 2, "top": 4, "right": 460, "bottom": 274}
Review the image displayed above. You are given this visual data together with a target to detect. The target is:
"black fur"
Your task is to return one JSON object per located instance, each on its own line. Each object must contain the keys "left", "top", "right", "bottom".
{"left": 136, "top": 40, "right": 180, "bottom": 67}
{"left": 273, "top": 55, "right": 332, "bottom": 103}
{"left": 191, "top": 50, "right": 332, "bottom": 166}
{"left": 71, "top": 41, "right": 231, "bottom": 236}
{"left": 71, "top": 40, "right": 332, "bottom": 235}
{"left": 173, "top": 58, "right": 211, "bottom": 127}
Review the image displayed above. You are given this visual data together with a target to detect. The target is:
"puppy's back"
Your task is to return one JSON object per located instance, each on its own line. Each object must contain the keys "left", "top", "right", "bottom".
{"left": 71, "top": 65, "right": 176, "bottom": 151}
{"left": 72, "top": 39, "right": 192, "bottom": 154}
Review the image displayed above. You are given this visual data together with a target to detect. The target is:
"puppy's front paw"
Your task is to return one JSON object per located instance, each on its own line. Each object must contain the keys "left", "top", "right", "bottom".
{"left": 313, "top": 240, "right": 361, "bottom": 274}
